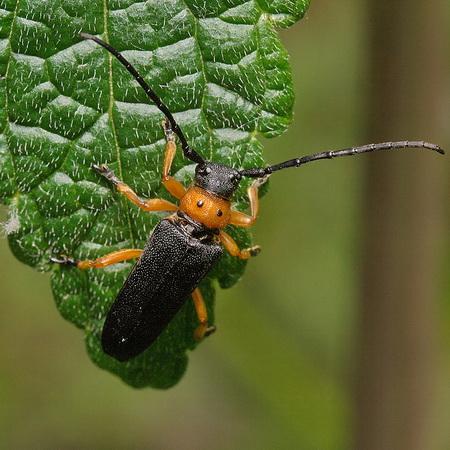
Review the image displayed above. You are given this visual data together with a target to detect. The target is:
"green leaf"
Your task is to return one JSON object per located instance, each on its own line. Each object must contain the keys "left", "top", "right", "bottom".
{"left": 0, "top": 0, "right": 310, "bottom": 388}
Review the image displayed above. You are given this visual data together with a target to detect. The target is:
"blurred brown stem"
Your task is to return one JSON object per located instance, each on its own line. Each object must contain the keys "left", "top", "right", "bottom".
{"left": 356, "top": 1, "right": 448, "bottom": 449}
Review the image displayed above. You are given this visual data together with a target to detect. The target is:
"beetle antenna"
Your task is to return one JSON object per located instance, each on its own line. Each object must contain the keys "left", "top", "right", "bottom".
{"left": 79, "top": 33, "right": 205, "bottom": 166}
{"left": 240, "top": 141, "right": 445, "bottom": 178}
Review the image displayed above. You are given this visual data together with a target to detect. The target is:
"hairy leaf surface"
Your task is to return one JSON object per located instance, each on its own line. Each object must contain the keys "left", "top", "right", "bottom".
{"left": 0, "top": 0, "right": 310, "bottom": 388}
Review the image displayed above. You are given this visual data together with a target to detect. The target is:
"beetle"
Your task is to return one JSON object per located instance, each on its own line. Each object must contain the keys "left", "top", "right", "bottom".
{"left": 51, "top": 33, "right": 444, "bottom": 362}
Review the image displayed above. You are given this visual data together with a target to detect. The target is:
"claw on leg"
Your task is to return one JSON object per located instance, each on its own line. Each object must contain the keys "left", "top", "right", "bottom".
{"left": 92, "top": 164, "right": 121, "bottom": 185}
{"left": 50, "top": 255, "right": 80, "bottom": 266}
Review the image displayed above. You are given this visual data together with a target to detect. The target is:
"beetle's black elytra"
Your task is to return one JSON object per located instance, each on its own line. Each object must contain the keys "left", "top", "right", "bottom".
{"left": 51, "top": 33, "right": 444, "bottom": 362}
{"left": 101, "top": 219, "right": 223, "bottom": 362}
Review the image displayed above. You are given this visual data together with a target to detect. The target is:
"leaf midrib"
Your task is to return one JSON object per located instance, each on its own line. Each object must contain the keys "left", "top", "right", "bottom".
{"left": 102, "top": 0, "right": 137, "bottom": 250}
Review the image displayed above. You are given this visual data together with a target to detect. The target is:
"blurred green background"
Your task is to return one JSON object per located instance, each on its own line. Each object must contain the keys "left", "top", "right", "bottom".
{"left": 1, "top": 1, "right": 449, "bottom": 448}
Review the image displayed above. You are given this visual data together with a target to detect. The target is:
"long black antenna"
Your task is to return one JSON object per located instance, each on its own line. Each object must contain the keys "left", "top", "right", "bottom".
{"left": 240, "top": 141, "right": 445, "bottom": 178}
{"left": 79, "top": 33, "right": 205, "bottom": 166}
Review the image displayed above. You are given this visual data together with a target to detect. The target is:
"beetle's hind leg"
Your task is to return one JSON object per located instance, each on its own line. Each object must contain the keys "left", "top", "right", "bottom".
{"left": 192, "top": 287, "right": 216, "bottom": 340}
{"left": 51, "top": 249, "right": 142, "bottom": 270}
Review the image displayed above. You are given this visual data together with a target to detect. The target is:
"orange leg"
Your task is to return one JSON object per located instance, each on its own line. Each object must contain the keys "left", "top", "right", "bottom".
{"left": 92, "top": 164, "right": 178, "bottom": 212}
{"left": 192, "top": 287, "right": 216, "bottom": 340}
{"left": 117, "top": 183, "right": 178, "bottom": 212}
{"left": 51, "top": 249, "right": 142, "bottom": 270}
{"left": 229, "top": 175, "right": 270, "bottom": 227}
{"left": 218, "top": 230, "right": 261, "bottom": 260}
{"left": 161, "top": 120, "right": 187, "bottom": 200}
{"left": 92, "top": 122, "right": 188, "bottom": 210}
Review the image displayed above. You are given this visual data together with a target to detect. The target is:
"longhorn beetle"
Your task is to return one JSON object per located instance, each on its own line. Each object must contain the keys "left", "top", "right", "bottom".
{"left": 51, "top": 33, "right": 444, "bottom": 362}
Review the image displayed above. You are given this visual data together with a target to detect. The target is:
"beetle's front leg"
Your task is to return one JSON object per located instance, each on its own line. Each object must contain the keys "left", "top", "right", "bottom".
{"left": 93, "top": 164, "right": 178, "bottom": 212}
{"left": 229, "top": 174, "right": 270, "bottom": 227}
{"left": 161, "top": 120, "right": 187, "bottom": 200}
{"left": 221, "top": 174, "right": 269, "bottom": 259}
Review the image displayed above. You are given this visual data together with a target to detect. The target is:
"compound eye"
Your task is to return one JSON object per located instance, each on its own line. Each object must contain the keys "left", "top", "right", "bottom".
{"left": 216, "top": 210, "right": 223, "bottom": 217}
{"left": 197, "top": 200, "right": 204, "bottom": 207}
{"left": 197, "top": 165, "right": 211, "bottom": 175}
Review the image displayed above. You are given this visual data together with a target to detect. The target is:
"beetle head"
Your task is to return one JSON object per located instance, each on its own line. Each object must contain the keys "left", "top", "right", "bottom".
{"left": 194, "top": 162, "right": 242, "bottom": 199}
